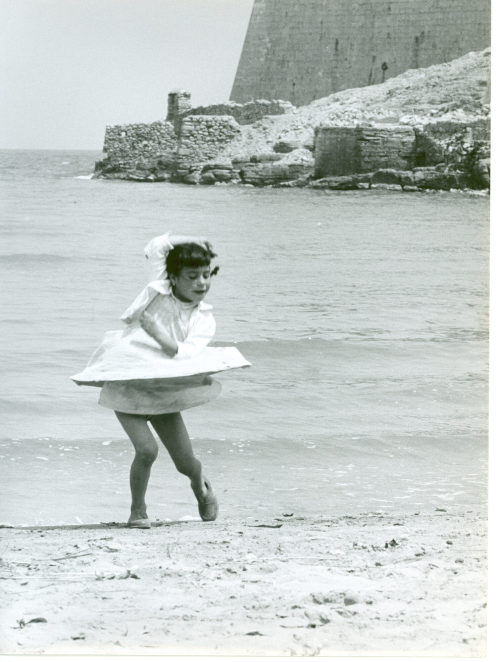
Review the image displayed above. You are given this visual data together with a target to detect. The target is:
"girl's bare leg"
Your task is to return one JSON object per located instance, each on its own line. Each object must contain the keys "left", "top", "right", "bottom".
{"left": 115, "top": 411, "right": 159, "bottom": 522}
{"left": 149, "top": 412, "right": 207, "bottom": 500}
{"left": 151, "top": 412, "right": 218, "bottom": 520}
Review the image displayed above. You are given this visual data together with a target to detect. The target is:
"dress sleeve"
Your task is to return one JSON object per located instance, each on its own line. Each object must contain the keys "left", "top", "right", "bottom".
{"left": 174, "top": 311, "right": 216, "bottom": 360}
{"left": 119, "top": 281, "right": 171, "bottom": 324}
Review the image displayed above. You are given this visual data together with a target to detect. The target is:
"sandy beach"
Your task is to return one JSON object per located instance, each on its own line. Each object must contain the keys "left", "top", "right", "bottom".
{"left": 0, "top": 508, "right": 487, "bottom": 656}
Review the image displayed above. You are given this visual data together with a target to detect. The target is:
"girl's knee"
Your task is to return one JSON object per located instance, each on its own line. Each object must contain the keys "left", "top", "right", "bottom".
{"left": 115, "top": 411, "right": 159, "bottom": 465}
{"left": 135, "top": 443, "right": 158, "bottom": 466}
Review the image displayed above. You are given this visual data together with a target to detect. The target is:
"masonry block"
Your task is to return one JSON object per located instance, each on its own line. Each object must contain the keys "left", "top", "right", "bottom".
{"left": 314, "top": 124, "right": 415, "bottom": 177}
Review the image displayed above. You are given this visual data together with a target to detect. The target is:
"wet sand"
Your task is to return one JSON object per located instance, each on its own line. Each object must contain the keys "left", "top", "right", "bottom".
{"left": 0, "top": 508, "right": 487, "bottom": 656}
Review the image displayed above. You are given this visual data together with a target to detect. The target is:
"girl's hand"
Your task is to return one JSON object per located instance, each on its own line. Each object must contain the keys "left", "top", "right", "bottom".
{"left": 140, "top": 310, "right": 178, "bottom": 357}
{"left": 139, "top": 309, "right": 159, "bottom": 335}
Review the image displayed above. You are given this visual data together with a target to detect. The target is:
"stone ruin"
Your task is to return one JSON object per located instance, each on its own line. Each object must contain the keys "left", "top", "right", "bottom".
{"left": 94, "top": 90, "right": 490, "bottom": 190}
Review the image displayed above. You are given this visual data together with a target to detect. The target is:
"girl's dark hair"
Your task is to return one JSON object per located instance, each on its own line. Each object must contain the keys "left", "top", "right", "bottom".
{"left": 166, "top": 243, "right": 219, "bottom": 277}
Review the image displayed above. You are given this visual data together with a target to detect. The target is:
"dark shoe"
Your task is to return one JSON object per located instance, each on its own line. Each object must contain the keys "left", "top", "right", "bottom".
{"left": 197, "top": 481, "right": 218, "bottom": 522}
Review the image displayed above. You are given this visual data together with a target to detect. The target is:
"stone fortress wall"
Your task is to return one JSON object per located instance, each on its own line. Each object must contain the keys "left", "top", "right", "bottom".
{"left": 230, "top": 0, "right": 490, "bottom": 106}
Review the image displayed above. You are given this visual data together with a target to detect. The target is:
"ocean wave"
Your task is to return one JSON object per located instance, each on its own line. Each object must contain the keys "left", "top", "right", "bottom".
{"left": 0, "top": 253, "right": 72, "bottom": 263}
{"left": 0, "top": 253, "right": 108, "bottom": 264}
{"left": 215, "top": 329, "right": 488, "bottom": 354}
{"left": 215, "top": 337, "right": 338, "bottom": 349}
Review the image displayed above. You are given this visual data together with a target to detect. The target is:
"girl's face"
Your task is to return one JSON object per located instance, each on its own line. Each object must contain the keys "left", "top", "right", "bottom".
{"left": 170, "top": 265, "right": 211, "bottom": 304}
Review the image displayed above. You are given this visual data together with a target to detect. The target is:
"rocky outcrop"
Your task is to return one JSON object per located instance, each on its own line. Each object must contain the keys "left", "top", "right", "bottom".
{"left": 310, "top": 119, "right": 489, "bottom": 190}
{"left": 226, "top": 48, "right": 490, "bottom": 164}
{"left": 93, "top": 50, "right": 490, "bottom": 190}
{"left": 472, "top": 158, "right": 490, "bottom": 188}
{"left": 309, "top": 175, "right": 369, "bottom": 191}
{"left": 273, "top": 139, "right": 305, "bottom": 153}
{"left": 414, "top": 119, "right": 490, "bottom": 167}
{"left": 199, "top": 160, "right": 239, "bottom": 185}
{"left": 310, "top": 166, "right": 477, "bottom": 192}
{"left": 238, "top": 162, "right": 312, "bottom": 187}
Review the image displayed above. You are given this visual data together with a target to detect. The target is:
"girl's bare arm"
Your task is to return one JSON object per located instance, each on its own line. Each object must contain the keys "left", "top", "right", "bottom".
{"left": 139, "top": 309, "right": 178, "bottom": 357}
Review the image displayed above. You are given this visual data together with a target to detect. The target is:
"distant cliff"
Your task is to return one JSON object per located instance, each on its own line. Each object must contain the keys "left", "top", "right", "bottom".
{"left": 231, "top": 0, "right": 490, "bottom": 106}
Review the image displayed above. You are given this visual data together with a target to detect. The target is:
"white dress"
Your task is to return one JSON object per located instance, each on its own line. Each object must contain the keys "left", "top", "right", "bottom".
{"left": 71, "top": 279, "right": 250, "bottom": 415}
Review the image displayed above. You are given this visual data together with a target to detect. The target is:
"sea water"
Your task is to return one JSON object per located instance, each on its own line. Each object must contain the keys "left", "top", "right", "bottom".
{"left": 0, "top": 150, "right": 489, "bottom": 525}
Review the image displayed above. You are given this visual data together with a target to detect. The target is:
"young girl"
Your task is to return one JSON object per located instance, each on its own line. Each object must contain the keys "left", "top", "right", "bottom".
{"left": 72, "top": 233, "right": 250, "bottom": 529}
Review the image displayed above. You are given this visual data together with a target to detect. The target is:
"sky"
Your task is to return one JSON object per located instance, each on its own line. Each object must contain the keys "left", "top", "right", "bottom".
{"left": 0, "top": 0, "right": 254, "bottom": 150}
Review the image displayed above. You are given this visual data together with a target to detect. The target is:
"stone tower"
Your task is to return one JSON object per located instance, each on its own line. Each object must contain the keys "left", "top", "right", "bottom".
{"left": 230, "top": 0, "right": 490, "bottom": 106}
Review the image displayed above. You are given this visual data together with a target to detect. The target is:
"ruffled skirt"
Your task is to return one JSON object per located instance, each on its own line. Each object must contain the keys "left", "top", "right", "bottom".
{"left": 71, "top": 326, "right": 250, "bottom": 415}
{"left": 98, "top": 375, "right": 222, "bottom": 415}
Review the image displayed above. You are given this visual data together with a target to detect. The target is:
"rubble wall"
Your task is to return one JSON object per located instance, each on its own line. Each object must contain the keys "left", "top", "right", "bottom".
{"left": 183, "top": 99, "right": 294, "bottom": 125}
{"left": 95, "top": 114, "right": 240, "bottom": 178}
{"left": 176, "top": 115, "right": 241, "bottom": 167}
{"left": 101, "top": 121, "right": 177, "bottom": 171}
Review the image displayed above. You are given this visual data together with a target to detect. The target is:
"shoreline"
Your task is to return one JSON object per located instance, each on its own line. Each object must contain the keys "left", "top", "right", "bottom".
{"left": 91, "top": 174, "right": 491, "bottom": 194}
{"left": 0, "top": 509, "right": 487, "bottom": 656}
